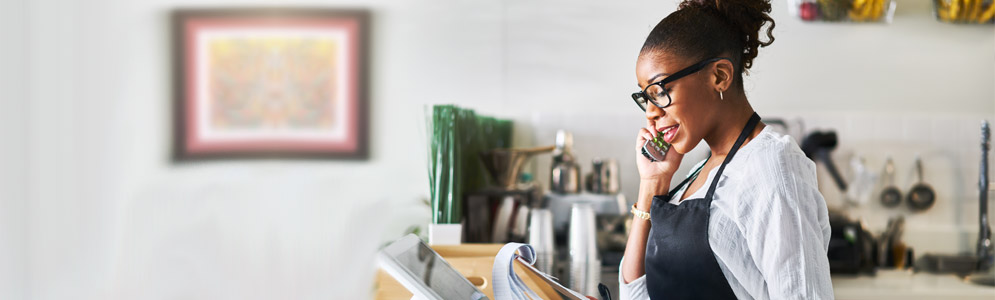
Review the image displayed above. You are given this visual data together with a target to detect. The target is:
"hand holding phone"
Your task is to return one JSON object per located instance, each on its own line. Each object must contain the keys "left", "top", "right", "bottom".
{"left": 634, "top": 127, "right": 683, "bottom": 183}
{"left": 641, "top": 138, "right": 670, "bottom": 162}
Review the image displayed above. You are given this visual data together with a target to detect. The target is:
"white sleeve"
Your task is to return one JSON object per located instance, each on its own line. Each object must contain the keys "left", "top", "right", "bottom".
{"left": 740, "top": 152, "right": 834, "bottom": 299}
{"left": 617, "top": 256, "right": 651, "bottom": 300}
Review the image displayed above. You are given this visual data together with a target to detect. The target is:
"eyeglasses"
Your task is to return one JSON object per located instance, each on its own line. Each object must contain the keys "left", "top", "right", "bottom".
{"left": 631, "top": 57, "right": 731, "bottom": 112}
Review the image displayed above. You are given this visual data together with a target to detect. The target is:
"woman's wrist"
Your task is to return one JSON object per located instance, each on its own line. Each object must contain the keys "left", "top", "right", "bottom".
{"left": 637, "top": 178, "right": 671, "bottom": 209}
{"left": 640, "top": 178, "right": 671, "bottom": 194}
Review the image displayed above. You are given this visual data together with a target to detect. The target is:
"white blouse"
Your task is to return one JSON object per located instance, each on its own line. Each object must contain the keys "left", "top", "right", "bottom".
{"left": 619, "top": 127, "right": 834, "bottom": 300}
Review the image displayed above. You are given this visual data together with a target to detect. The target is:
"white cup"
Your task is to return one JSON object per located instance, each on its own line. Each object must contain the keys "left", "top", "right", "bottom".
{"left": 568, "top": 203, "right": 599, "bottom": 295}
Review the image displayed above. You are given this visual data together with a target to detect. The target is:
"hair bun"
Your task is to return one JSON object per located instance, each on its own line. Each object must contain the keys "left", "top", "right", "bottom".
{"left": 679, "top": 0, "right": 775, "bottom": 71}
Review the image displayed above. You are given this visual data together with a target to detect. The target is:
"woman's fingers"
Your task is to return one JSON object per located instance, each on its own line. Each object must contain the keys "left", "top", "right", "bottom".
{"left": 635, "top": 127, "right": 657, "bottom": 152}
{"left": 635, "top": 128, "right": 648, "bottom": 151}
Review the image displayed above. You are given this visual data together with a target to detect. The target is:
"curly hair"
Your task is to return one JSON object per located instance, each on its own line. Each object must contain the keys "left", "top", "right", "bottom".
{"left": 641, "top": 0, "right": 776, "bottom": 87}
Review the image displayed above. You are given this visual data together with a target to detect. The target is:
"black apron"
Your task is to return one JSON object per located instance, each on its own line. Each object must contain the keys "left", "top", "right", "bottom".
{"left": 644, "top": 112, "right": 760, "bottom": 299}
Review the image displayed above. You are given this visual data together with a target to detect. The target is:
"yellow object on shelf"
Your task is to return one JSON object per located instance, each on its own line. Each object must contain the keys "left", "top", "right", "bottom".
{"left": 792, "top": 0, "right": 896, "bottom": 23}
{"left": 935, "top": 0, "right": 995, "bottom": 23}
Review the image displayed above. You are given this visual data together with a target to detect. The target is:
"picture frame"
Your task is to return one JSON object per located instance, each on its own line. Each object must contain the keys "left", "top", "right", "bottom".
{"left": 172, "top": 8, "right": 369, "bottom": 160}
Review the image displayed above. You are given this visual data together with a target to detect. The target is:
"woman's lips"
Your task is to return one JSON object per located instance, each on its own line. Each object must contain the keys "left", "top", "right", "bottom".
{"left": 656, "top": 124, "right": 679, "bottom": 143}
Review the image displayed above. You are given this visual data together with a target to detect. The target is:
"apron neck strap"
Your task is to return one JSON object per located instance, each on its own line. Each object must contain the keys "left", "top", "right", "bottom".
{"left": 670, "top": 154, "right": 710, "bottom": 197}
{"left": 704, "top": 112, "right": 761, "bottom": 200}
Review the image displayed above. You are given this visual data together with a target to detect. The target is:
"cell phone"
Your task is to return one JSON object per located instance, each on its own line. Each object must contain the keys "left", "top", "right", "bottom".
{"left": 641, "top": 138, "right": 670, "bottom": 162}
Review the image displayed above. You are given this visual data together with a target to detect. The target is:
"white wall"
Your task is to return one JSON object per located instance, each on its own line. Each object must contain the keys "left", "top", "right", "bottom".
{"left": 0, "top": 0, "right": 28, "bottom": 298}
{"left": 5, "top": 0, "right": 993, "bottom": 299}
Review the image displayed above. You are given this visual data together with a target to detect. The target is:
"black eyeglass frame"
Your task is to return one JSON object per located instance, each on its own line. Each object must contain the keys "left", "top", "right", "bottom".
{"left": 631, "top": 57, "right": 732, "bottom": 112}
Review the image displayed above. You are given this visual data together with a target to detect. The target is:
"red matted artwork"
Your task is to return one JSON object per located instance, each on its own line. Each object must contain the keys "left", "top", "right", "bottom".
{"left": 173, "top": 9, "right": 368, "bottom": 160}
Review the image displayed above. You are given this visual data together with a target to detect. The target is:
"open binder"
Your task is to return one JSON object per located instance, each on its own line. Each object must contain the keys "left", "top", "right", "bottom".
{"left": 492, "top": 243, "right": 590, "bottom": 300}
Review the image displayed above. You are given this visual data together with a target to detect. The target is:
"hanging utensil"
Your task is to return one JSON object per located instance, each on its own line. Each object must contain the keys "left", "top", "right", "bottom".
{"left": 907, "top": 156, "right": 936, "bottom": 211}
{"left": 801, "top": 131, "right": 848, "bottom": 191}
{"left": 879, "top": 157, "right": 903, "bottom": 208}
{"left": 845, "top": 156, "right": 878, "bottom": 205}
{"left": 976, "top": 120, "right": 992, "bottom": 272}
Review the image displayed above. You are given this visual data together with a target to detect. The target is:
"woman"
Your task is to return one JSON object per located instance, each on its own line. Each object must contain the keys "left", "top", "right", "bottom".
{"left": 618, "top": 0, "right": 833, "bottom": 299}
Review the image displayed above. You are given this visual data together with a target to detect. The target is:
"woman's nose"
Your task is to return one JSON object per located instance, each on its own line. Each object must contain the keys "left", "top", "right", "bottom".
{"left": 645, "top": 103, "right": 664, "bottom": 121}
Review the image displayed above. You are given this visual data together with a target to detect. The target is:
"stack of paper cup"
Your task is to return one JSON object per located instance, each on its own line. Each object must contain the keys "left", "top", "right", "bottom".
{"left": 568, "top": 203, "right": 600, "bottom": 295}
{"left": 528, "top": 209, "right": 555, "bottom": 273}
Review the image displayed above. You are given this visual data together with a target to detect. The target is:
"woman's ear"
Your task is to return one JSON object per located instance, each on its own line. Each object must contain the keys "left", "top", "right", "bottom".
{"left": 711, "top": 59, "right": 735, "bottom": 93}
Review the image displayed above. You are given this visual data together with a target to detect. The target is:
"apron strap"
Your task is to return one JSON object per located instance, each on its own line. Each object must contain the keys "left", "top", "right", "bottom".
{"left": 704, "top": 112, "right": 761, "bottom": 200}
{"left": 663, "top": 159, "right": 708, "bottom": 200}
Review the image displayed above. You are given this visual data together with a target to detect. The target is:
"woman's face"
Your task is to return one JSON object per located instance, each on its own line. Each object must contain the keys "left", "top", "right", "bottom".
{"left": 635, "top": 52, "right": 716, "bottom": 154}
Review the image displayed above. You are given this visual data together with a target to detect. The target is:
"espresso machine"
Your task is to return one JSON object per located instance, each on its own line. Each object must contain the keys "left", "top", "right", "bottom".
{"left": 462, "top": 145, "right": 553, "bottom": 243}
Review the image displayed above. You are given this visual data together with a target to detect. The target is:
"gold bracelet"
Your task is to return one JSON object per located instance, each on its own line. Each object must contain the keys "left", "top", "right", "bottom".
{"left": 631, "top": 204, "right": 650, "bottom": 220}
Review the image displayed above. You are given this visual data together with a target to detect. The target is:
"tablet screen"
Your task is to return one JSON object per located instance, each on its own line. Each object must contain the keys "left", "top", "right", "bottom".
{"left": 381, "top": 235, "right": 488, "bottom": 300}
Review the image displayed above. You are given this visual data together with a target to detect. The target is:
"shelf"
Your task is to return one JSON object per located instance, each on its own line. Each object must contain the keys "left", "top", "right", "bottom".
{"left": 788, "top": 0, "right": 897, "bottom": 23}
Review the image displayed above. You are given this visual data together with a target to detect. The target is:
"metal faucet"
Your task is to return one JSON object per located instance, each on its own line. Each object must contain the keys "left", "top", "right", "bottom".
{"left": 978, "top": 120, "right": 993, "bottom": 271}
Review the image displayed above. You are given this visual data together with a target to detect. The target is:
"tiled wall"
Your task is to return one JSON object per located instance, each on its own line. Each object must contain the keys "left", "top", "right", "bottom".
{"left": 800, "top": 111, "right": 995, "bottom": 254}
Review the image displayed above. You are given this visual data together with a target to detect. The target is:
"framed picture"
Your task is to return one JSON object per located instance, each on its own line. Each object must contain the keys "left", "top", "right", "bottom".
{"left": 172, "top": 8, "right": 369, "bottom": 160}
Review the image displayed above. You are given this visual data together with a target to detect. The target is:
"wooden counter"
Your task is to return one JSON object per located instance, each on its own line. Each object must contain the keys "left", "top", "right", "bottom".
{"left": 374, "top": 243, "right": 560, "bottom": 299}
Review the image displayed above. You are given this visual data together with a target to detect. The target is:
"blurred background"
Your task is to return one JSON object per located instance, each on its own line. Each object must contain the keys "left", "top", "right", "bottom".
{"left": 0, "top": 0, "right": 992, "bottom": 299}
